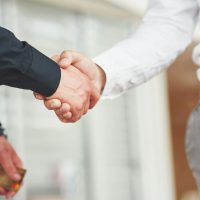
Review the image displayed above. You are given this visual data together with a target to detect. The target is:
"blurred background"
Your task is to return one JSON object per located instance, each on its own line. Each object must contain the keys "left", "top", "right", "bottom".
{"left": 0, "top": 0, "right": 200, "bottom": 200}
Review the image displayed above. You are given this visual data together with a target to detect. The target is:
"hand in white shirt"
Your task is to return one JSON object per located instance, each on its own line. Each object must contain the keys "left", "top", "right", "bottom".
{"left": 94, "top": 0, "right": 199, "bottom": 98}
{"left": 35, "top": 0, "right": 200, "bottom": 191}
{"left": 35, "top": 0, "right": 199, "bottom": 120}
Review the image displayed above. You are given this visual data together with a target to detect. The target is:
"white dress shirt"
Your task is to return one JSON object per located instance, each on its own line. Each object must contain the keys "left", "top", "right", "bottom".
{"left": 94, "top": 0, "right": 200, "bottom": 190}
{"left": 94, "top": 0, "right": 200, "bottom": 98}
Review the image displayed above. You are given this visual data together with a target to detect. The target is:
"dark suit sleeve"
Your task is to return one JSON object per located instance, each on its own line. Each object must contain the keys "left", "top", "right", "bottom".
{"left": 0, "top": 123, "right": 4, "bottom": 134}
{"left": 0, "top": 27, "right": 61, "bottom": 96}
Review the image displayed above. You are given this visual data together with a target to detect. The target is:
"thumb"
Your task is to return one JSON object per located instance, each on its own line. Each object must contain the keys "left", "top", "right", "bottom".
{"left": 59, "top": 50, "right": 73, "bottom": 69}
{"left": 52, "top": 54, "right": 72, "bottom": 69}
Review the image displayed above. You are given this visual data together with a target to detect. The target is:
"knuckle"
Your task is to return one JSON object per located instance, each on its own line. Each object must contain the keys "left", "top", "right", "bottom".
{"left": 80, "top": 89, "right": 90, "bottom": 100}
{"left": 85, "top": 79, "right": 91, "bottom": 86}
{"left": 62, "top": 50, "right": 70, "bottom": 58}
{"left": 4, "top": 165, "right": 15, "bottom": 174}
{"left": 69, "top": 114, "right": 81, "bottom": 123}
{"left": 63, "top": 103, "right": 70, "bottom": 111}
{"left": 79, "top": 91, "right": 86, "bottom": 100}
{"left": 81, "top": 94, "right": 87, "bottom": 103}
{"left": 75, "top": 103, "right": 83, "bottom": 112}
{"left": 85, "top": 86, "right": 91, "bottom": 94}
{"left": 63, "top": 50, "right": 68, "bottom": 55}
{"left": 0, "top": 150, "right": 8, "bottom": 159}
{"left": 7, "top": 166, "right": 14, "bottom": 173}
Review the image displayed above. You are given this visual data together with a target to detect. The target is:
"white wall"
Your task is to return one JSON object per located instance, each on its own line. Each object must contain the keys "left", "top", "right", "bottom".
{"left": 108, "top": 0, "right": 200, "bottom": 42}
{"left": 107, "top": 0, "right": 147, "bottom": 15}
{"left": 0, "top": 1, "right": 175, "bottom": 200}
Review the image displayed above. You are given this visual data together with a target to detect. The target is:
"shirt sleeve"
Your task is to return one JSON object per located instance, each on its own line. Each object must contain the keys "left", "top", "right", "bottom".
{"left": 93, "top": 0, "right": 199, "bottom": 98}
{"left": 0, "top": 27, "right": 61, "bottom": 97}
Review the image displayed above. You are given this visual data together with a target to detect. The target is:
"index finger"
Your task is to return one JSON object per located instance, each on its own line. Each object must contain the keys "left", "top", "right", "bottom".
{"left": 51, "top": 55, "right": 61, "bottom": 63}
{"left": 44, "top": 99, "right": 62, "bottom": 110}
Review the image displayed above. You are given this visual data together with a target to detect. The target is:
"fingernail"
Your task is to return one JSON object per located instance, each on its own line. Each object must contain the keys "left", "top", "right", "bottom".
{"left": 51, "top": 100, "right": 61, "bottom": 109}
{"left": 51, "top": 102, "right": 56, "bottom": 108}
{"left": 59, "top": 58, "right": 68, "bottom": 65}
{"left": 14, "top": 173, "right": 21, "bottom": 181}
{"left": 51, "top": 102, "right": 59, "bottom": 109}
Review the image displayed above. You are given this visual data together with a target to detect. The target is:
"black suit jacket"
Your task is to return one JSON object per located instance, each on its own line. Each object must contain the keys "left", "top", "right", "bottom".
{"left": 0, "top": 27, "right": 61, "bottom": 96}
{"left": 0, "top": 27, "right": 62, "bottom": 135}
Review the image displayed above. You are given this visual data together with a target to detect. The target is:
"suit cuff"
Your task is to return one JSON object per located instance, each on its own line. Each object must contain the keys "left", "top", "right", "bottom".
{"left": 15, "top": 45, "right": 61, "bottom": 97}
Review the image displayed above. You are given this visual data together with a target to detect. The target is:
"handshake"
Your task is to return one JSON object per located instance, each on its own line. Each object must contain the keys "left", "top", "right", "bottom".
{"left": 34, "top": 50, "right": 106, "bottom": 123}
{"left": 0, "top": 51, "right": 106, "bottom": 199}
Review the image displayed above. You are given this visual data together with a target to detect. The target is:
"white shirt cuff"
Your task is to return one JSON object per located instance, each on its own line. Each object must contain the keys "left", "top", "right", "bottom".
{"left": 93, "top": 55, "right": 124, "bottom": 100}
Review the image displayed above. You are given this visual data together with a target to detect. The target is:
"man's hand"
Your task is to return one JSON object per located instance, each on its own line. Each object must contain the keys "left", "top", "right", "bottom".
{"left": 44, "top": 63, "right": 100, "bottom": 123}
{"left": 58, "top": 51, "right": 106, "bottom": 100}
{"left": 35, "top": 51, "right": 106, "bottom": 122}
{"left": 0, "top": 137, "right": 23, "bottom": 199}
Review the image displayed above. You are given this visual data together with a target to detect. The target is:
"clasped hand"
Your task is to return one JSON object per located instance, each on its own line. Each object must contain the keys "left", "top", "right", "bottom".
{"left": 34, "top": 51, "right": 106, "bottom": 123}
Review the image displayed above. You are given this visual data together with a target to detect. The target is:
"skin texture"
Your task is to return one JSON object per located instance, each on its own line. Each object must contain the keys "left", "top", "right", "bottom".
{"left": 0, "top": 137, "right": 23, "bottom": 199}
{"left": 47, "top": 66, "right": 99, "bottom": 122}
{"left": 35, "top": 51, "right": 106, "bottom": 123}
